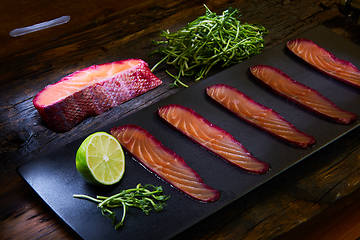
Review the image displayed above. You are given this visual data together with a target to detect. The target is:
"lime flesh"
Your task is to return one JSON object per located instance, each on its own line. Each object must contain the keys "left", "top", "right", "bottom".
{"left": 76, "top": 132, "right": 125, "bottom": 185}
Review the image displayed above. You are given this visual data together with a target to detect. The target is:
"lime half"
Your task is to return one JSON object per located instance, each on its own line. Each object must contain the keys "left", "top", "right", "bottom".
{"left": 76, "top": 132, "right": 125, "bottom": 185}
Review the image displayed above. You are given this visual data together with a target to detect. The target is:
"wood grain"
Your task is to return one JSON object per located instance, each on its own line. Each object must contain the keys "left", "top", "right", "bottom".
{"left": 0, "top": 0, "right": 359, "bottom": 239}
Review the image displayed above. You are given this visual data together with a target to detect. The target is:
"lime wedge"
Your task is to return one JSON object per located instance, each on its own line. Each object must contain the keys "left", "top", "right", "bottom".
{"left": 76, "top": 132, "right": 125, "bottom": 185}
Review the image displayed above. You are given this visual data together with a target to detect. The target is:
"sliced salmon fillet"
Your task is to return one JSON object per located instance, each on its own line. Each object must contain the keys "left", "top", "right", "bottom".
{"left": 158, "top": 104, "right": 269, "bottom": 174}
{"left": 287, "top": 39, "right": 360, "bottom": 88}
{"left": 250, "top": 65, "right": 357, "bottom": 124}
{"left": 33, "top": 59, "right": 162, "bottom": 132}
{"left": 110, "top": 124, "right": 220, "bottom": 202}
{"left": 206, "top": 84, "right": 315, "bottom": 148}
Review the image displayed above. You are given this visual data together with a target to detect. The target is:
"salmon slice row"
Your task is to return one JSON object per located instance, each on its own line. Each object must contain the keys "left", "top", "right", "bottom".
{"left": 158, "top": 104, "right": 269, "bottom": 174}
{"left": 287, "top": 39, "right": 360, "bottom": 88}
{"left": 250, "top": 65, "right": 357, "bottom": 124}
{"left": 110, "top": 125, "right": 220, "bottom": 202}
{"left": 33, "top": 59, "right": 162, "bottom": 132}
{"left": 206, "top": 84, "right": 315, "bottom": 148}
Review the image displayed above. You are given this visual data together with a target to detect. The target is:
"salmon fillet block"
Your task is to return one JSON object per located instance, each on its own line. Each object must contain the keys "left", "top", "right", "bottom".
{"left": 33, "top": 59, "right": 162, "bottom": 132}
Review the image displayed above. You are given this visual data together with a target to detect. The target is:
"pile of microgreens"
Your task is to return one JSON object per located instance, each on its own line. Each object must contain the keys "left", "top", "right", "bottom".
{"left": 151, "top": 5, "right": 267, "bottom": 87}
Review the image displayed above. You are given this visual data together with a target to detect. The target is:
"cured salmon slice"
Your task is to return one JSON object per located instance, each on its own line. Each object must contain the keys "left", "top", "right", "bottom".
{"left": 33, "top": 59, "right": 162, "bottom": 132}
{"left": 158, "top": 104, "right": 269, "bottom": 174}
{"left": 250, "top": 65, "right": 357, "bottom": 124}
{"left": 206, "top": 84, "right": 315, "bottom": 148}
{"left": 287, "top": 39, "right": 360, "bottom": 88}
{"left": 110, "top": 125, "right": 220, "bottom": 202}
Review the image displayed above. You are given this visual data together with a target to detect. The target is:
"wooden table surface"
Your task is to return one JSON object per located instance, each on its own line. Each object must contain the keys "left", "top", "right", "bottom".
{"left": 1, "top": 0, "right": 360, "bottom": 239}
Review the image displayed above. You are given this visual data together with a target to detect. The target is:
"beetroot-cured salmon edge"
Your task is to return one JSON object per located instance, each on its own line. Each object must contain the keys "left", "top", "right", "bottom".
{"left": 33, "top": 58, "right": 147, "bottom": 108}
{"left": 206, "top": 84, "right": 316, "bottom": 148}
{"left": 157, "top": 104, "right": 270, "bottom": 174}
{"left": 286, "top": 39, "right": 360, "bottom": 89}
{"left": 249, "top": 65, "right": 357, "bottom": 124}
{"left": 110, "top": 124, "right": 220, "bottom": 202}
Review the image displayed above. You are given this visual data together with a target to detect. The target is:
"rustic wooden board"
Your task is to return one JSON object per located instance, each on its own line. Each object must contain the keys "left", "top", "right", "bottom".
{"left": 18, "top": 26, "right": 360, "bottom": 240}
{"left": 3, "top": 1, "right": 360, "bottom": 240}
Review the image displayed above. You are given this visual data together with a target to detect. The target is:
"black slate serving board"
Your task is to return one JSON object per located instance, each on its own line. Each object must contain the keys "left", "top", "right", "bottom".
{"left": 18, "top": 26, "right": 360, "bottom": 240}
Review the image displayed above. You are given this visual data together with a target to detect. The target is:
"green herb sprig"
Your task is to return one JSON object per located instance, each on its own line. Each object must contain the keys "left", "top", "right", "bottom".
{"left": 73, "top": 184, "right": 170, "bottom": 229}
{"left": 152, "top": 5, "right": 267, "bottom": 87}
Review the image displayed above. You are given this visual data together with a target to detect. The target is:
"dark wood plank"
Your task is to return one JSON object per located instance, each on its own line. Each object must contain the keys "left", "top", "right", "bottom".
{"left": 279, "top": 186, "right": 360, "bottom": 240}
{"left": 0, "top": 175, "right": 75, "bottom": 239}
{"left": 1, "top": 0, "right": 360, "bottom": 239}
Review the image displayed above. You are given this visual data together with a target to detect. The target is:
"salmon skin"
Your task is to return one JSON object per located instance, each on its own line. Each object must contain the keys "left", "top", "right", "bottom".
{"left": 206, "top": 84, "right": 315, "bottom": 148}
{"left": 250, "top": 65, "right": 357, "bottom": 124}
{"left": 287, "top": 39, "right": 360, "bottom": 88}
{"left": 33, "top": 59, "right": 162, "bottom": 132}
{"left": 110, "top": 125, "right": 220, "bottom": 202}
{"left": 158, "top": 104, "right": 269, "bottom": 174}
